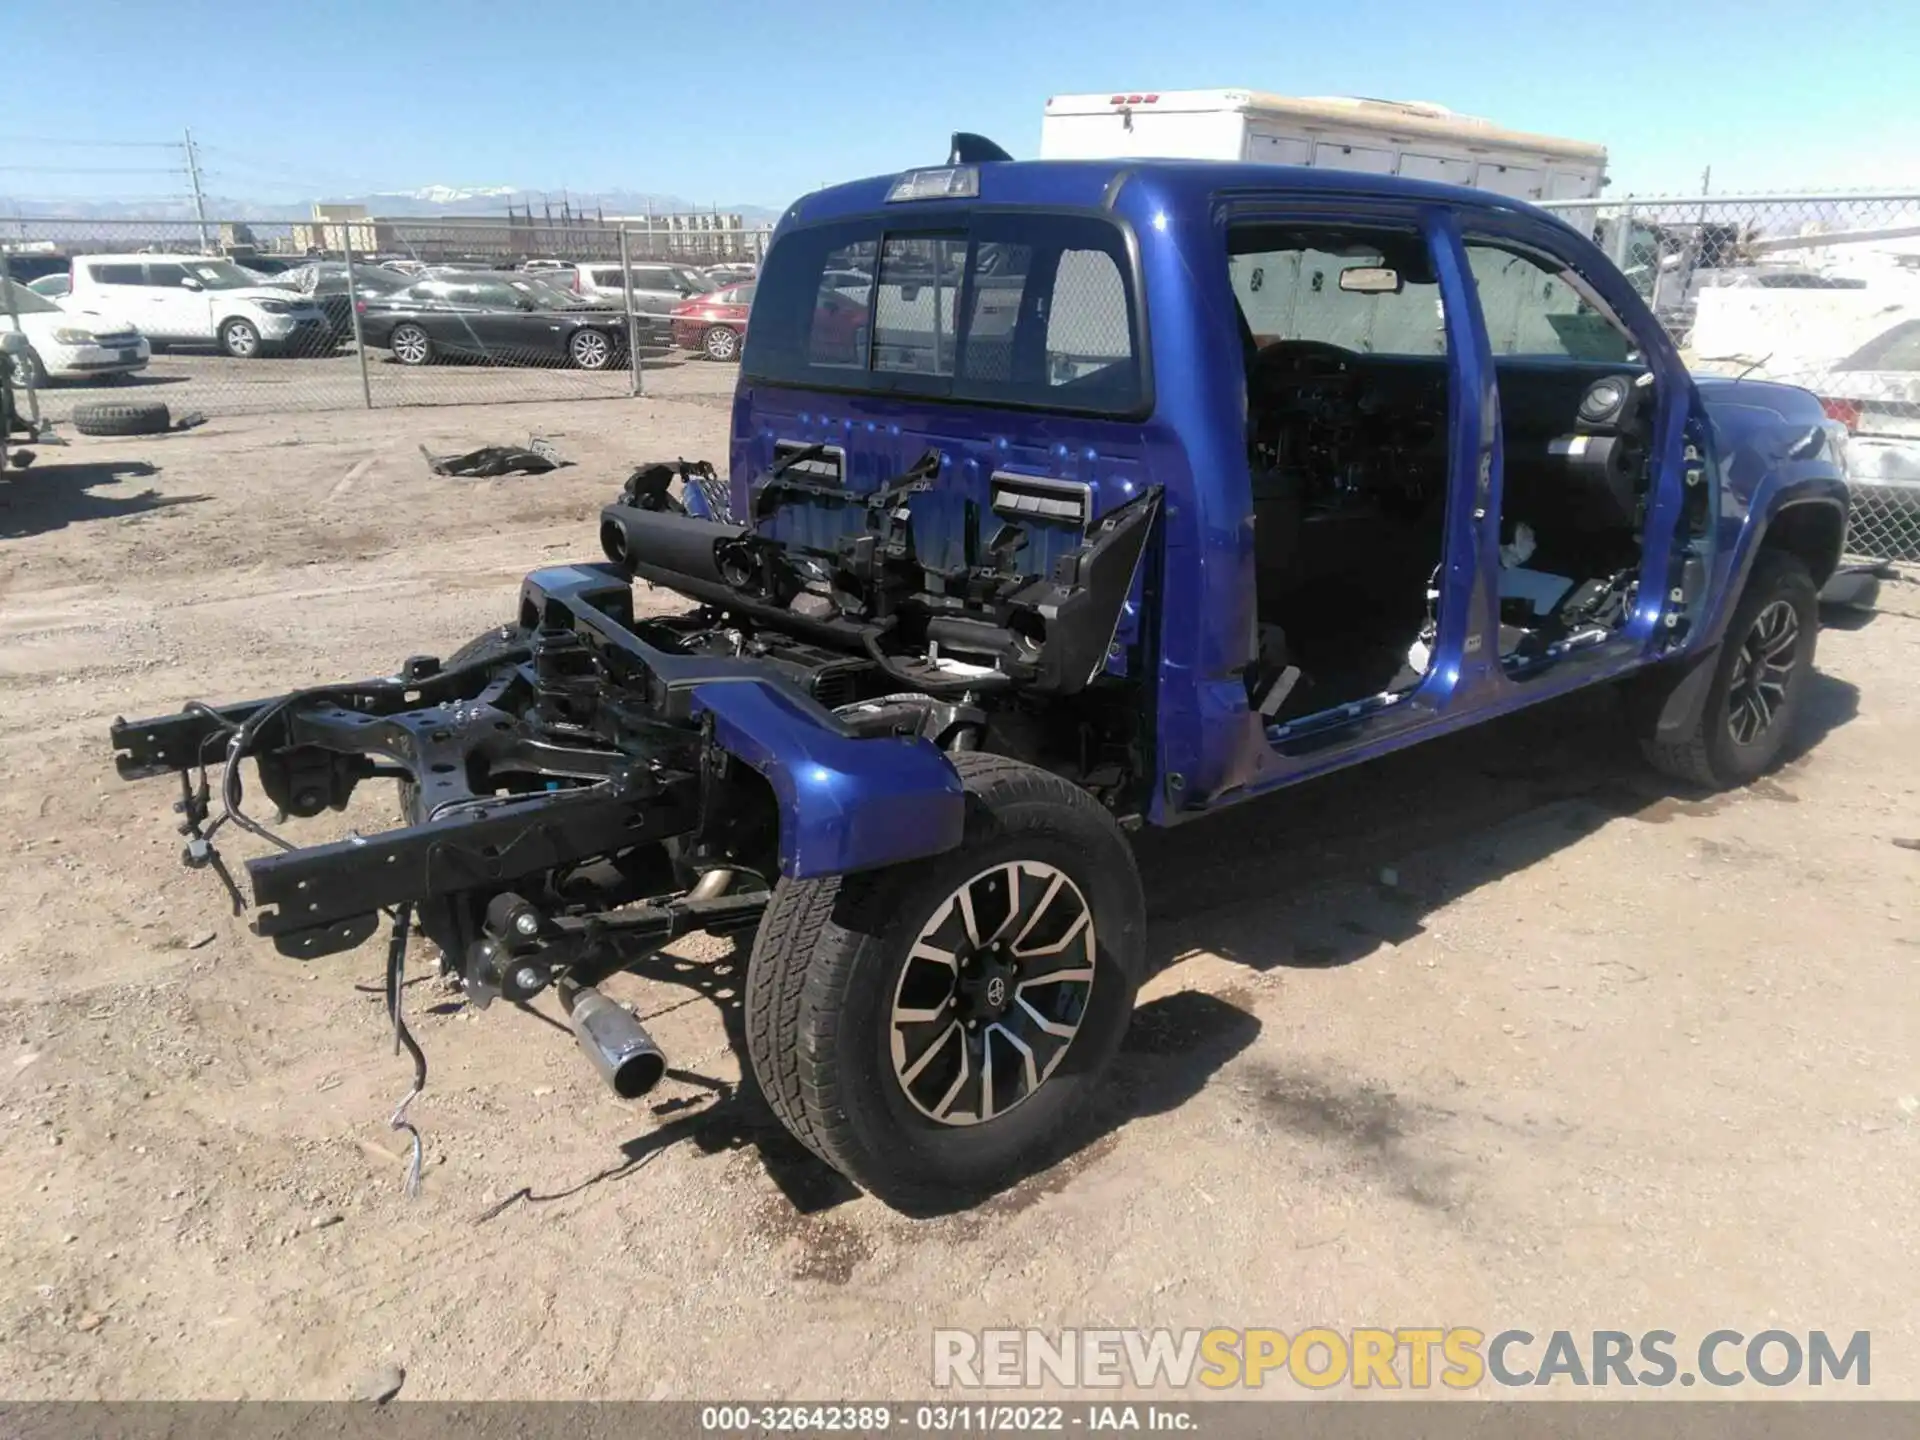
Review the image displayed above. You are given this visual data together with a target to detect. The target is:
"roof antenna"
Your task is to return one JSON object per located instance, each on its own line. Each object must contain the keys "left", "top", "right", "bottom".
{"left": 949, "top": 132, "right": 1014, "bottom": 165}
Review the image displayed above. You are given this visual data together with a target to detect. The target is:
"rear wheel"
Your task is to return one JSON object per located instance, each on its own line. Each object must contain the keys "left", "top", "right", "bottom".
{"left": 390, "top": 324, "right": 434, "bottom": 366}
{"left": 701, "top": 325, "right": 740, "bottom": 362}
{"left": 219, "top": 318, "right": 261, "bottom": 359}
{"left": 1639, "top": 550, "right": 1818, "bottom": 788}
{"left": 746, "top": 752, "right": 1145, "bottom": 1210}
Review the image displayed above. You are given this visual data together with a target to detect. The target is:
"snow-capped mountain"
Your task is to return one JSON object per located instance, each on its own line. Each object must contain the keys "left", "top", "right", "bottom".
{"left": 394, "top": 185, "right": 521, "bottom": 205}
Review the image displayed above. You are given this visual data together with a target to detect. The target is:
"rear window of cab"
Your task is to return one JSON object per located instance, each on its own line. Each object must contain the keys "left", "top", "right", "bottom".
{"left": 742, "top": 212, "right": 1147, "bottom": 418}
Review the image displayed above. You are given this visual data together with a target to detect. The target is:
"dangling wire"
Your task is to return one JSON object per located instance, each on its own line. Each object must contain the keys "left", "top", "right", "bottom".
{"left": 383, "top": 901, "right": 427, "bottom": 1197}
{"left": 177, "top": 686, "right": 428, "bottom": 1194}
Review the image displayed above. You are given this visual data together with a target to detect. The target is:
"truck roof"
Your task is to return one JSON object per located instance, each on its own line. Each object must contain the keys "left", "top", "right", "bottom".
{"left": 1044, "top": 90, "right": 1608, "bottom": 164}
{"left": 785, "top": 156, "right": 1562, "bottom": 231}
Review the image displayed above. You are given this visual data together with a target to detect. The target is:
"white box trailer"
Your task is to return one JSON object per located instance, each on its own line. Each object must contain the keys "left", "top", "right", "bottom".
{"left": 1040, "top": 90, "right": 1607, "bottom": 203}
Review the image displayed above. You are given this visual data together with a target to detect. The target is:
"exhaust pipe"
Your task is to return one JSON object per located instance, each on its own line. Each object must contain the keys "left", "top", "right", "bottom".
{"left": 689, "top": 867, "right": 736, "bottom": 901}
{"left": 559, "top": 982, "right": 667, "bottom": 1099}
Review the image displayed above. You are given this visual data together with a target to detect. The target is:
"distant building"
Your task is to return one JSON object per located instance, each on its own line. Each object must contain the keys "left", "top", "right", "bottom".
{"left": 292, "top": 203, "right": 380, "bottom": 255}
{"left": 605, "top": 211, "right": 756, "bottom": 259}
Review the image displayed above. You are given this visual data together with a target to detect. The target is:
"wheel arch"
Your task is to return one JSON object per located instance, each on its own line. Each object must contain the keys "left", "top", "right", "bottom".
{"left": 1759, "top": 495, "right": 1847, "bottom": 589}
{"left": 691, "top": 678, "right": 965, "bottom": 879}
{"left": 1699, "top": 487, "right": 1848, "bottom": 649}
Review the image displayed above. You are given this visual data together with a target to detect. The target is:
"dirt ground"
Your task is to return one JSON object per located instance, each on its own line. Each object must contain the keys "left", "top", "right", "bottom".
{"left": 1, "top": 361, "right": 1916, "bottom": 1401}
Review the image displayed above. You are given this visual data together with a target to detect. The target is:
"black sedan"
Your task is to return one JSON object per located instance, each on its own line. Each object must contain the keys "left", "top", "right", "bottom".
{"left": 264, "top": 261, "right": 414, "bottom": 340}
{"left": 356, "top": 273, "right": 666, "bottom": 370}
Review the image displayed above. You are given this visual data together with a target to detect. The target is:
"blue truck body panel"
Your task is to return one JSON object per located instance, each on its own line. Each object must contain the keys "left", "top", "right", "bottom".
{"left": 690, "top": 678, "right": 965, "bottom": 879}
{"left": 714, "top": 157, "right": 1846, "bottom": 867}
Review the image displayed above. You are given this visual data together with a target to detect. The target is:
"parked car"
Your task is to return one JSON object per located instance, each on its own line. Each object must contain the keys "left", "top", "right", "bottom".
{"left": 0, "top": 253, "right": 72, "bottom": 286}
{"left": 1, "top": 277, "right": 150, "bottom": 385}
{"left": 669, "top": 281, "right": 755, "bottom": 361}
{"left": 356, "top": 272, "right": 639, "bottom": 369}
{"left": 670, "top": 280, "right": 866, "bottom": 364}
{"left": 26, "top": 274, "right": 70, "bottom": 299}
{"left": 571, "top": 261, "right": 716, "bottom": 316}
{"left": 109, "top": 146, "right": 1852, "bottom": 1212}
{"left": 1821, "top": 319, "right": 1920, "bottom": 559}
{"left": 225, "top": 254, "right": 305, "bottom": 276}
{"left": 66, "top": 254, "right": 331, "bottom": 358}
{"left": 263, "top": 261, "right": 415, "bottom": 340}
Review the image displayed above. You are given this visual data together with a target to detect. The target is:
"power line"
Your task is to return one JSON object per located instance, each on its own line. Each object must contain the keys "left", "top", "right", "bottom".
{"left": 0, "top": 165, "right": 185, "bottom": 176}
{"left": 197, "top": 143, "right": 396, "bottom": 196}
{"left": 0, "top": 135, "right": 181, "bottom": 149}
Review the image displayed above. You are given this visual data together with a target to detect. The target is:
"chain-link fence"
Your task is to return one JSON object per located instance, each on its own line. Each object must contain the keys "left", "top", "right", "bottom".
{"left": 0, "top": 214, "right": 772, "bottom": 421}
{"left": 6, "top": 193, "right": 1918, "bottom": 562}
{"left": 1542, "top": 190, "right": 1920, "bottom": 563}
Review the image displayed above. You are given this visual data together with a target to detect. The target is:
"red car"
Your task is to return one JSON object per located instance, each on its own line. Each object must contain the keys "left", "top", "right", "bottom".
{"left": 669, "top": 281, "right": 868, "bottom": 364}
{"left": 671, "top": 282, "right": 755, "bottom": 362}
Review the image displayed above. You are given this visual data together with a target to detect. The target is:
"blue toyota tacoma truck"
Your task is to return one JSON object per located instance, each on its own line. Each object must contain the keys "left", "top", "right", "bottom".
{"left": 111, "top": 138, "right": 1851, "bottom": 1208}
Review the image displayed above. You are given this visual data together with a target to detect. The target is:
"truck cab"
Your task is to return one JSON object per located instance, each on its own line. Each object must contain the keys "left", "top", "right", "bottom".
{"left": 726, "top": 153, "right": 1848, "bottom": 821}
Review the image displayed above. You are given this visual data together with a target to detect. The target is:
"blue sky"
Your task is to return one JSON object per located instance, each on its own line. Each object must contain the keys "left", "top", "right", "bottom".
{"left": 4, "top": 0, "right": 1916, "bottom": 209}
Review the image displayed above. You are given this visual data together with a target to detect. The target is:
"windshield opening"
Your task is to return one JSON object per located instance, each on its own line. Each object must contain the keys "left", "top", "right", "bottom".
{"left": 184, "top": 260, "right": 263, "bottom": 290}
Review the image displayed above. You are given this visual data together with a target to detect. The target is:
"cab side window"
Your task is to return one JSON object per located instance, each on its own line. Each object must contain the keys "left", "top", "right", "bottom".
{"left": 1464, "top": 244, "right": 1635, "bottom": 362}
{"left": 90, "top": 264, "right": 144, "bottom": 286}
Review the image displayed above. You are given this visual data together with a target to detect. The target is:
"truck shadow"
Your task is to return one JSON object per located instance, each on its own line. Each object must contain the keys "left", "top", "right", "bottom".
{"left": 1133, "top": 672, "right": 1858, "bottom": 975}
{"left": 479, "top": 952, "right": 1260, "bottom": 1223}
{"left": 0, "top": 459, "right": 207, "bottom": 540}
{"left": 489, "top": 669, "right": 1855, "bottom": 1221}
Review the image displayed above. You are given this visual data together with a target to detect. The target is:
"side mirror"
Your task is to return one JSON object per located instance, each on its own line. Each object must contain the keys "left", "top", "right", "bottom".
{"left": 180, "top": 277, "right": 203, "bottom": 291}
{"left": 900, "top": 285, "right": 921, "bottom": 303}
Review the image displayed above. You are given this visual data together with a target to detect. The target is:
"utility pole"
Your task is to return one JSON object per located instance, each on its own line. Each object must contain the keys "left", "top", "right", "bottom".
{"left": 183, "top": 128, "right": 212, "bottom": 252}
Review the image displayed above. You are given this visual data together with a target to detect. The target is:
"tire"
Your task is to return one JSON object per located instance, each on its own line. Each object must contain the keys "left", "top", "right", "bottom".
{"left": 701, "top": 325, "right": 740, "bottom": 362}
{"left": 219, "top": 318, "right": 262, "bottom": 360}
{"left": 445, "top": 623, "right": 530, "bottom": 669}
{"left": 568, "top": 328, "right": 615, "bottom": 371}
{"left": 746, "top": 752, "right": 1145, "bottom": 1210}
{"left": 70, "top": 400, "right": 171, "bottom": 438}
{"left": 390, "top": 324, "right": 435, "bottom": 366}
{"left": 1639, "top": 549, "right": 1818, "bottom": 788}
{"left": 7, "top": 347, "right": 48, "bottom": 390}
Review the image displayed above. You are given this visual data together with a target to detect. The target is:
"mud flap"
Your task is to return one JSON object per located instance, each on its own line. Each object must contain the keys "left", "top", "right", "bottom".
{"left": 1623, "top": 642, "right": 1721, "bottom": 746}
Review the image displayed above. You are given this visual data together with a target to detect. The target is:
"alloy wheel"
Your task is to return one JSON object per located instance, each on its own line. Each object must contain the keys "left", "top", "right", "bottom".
{"left": 1727, "top": 598, "right": 1800, "bottom": 746}
{"left": 889, "top": 860, "right": 1096, "bottom": 1127}
{"left": 392, "top": 327, "right": 430, "bottom": 365}
{"left": 571, "top": 330, "right": 612, "bottom": 370}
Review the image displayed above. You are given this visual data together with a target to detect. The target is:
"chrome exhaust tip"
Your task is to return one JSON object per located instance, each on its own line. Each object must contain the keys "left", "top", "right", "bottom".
{"left": 560, "top": 983, "right": 666, "bottom": 1100}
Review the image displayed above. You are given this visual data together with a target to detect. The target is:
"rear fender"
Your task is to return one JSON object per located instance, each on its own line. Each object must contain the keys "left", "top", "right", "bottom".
{"left": 692, "top": 679, "right": 965, "bottom": 879}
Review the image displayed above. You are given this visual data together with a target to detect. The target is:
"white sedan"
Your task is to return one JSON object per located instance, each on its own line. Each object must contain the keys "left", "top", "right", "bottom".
{"left": 2, "top": 278, "right": 150, "bottom": 386}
